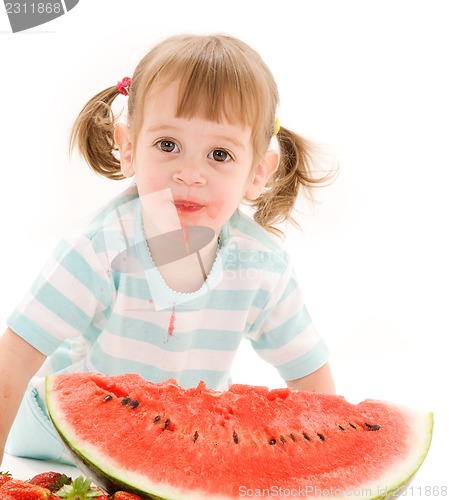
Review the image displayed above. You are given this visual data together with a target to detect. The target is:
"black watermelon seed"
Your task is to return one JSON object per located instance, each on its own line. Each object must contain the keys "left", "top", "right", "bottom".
{"left": 303, "top": 433, "right": 311, "bottom": 441}
{"left": 233, "top": 432, "right": 239, "bottom": 444}
{"left": 317, "top": 433, "right": 325, "bottom": 441}
{"left": 289, "top": 433, "right": 296, "bottom": 442}
{"left": 365, "top": 423, "right": 380, "bottom": 431}
{"left": 269, "top": 438, "right": 276, "bottom": 445}
{"left": 338, "top": 425, "right": 345, "bottom": 431}
{"left": 122, "top": 397, "right": 131, "bottom": 406}
{"left": 279, "top": 435, "right": 286, "bottom": 444}
{"left": 130, "top": 400, "right": 139, "bottom": 409}
{"left": 349, "top": 423, "right": 357, "bottom": 429}
{"left": 193, "top": 431, "right": 199, "bottom": 442}
{"left": 164, "top": 418, "right": 171, "bottom": 429}
{"left": 154, "top": 415, "right": 161, "bottom": 423}
{"left": 103, "top": 395, "right": 112, "bottom": 402}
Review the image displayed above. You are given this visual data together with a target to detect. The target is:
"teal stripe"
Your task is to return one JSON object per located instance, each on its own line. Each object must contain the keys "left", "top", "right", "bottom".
{"left": 54, "top": 242, "right": 111, "bottom": 307}
{"left": 117, "top": 286, "right": 272, "bottom": 311}
{"left": 187, "top": 329, "right": 242, "bottom": 350}
{"left": 105, "top": 312, "right": 242, "bottom": 352}
{"left": 83, "top": 322, "right": 103, "bottom": 345}
{"left": 90, "top": 347, "right": 231, "bottom": 389}
{"left": 7, "top": 312, "right": 62, "bottom": 355}
{"left": 276, "top": 339, "right": 330, "bottom": 380}
{"left": 245, "top": 271, "right": 302, "bottom": 337}
{"left": 30, "top": 281, "right": 92, "bottom": 333}
{"left": 114, "top": 275, "right": 152, "bottom": 300}
{"left": 251, "top": 306, "right": 312, "bottom": 350}
{"left": 192, "top": 288, "right": 271, "bottom": 311}
{"left": 278, "top": 271, "right": 299, "bottom": 302}
{"left": 49, "top": 339, "right": 77, "bottom": 372}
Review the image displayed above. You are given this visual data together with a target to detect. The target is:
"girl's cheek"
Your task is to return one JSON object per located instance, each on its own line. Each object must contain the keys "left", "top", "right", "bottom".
{"left": 136, "top": 175, "right": 167, "bottom": 197}
{"left": 205, "top": 204, "right": 221, "bottom": 219}
{"left": 206, "top": 196, "right": 235, "bottom": 222}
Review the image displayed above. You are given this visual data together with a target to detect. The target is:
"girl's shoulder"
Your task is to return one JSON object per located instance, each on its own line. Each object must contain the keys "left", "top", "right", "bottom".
{"left": 69, "top": 185, "right": 139, "bottom": 241}
{"left": 224, "top": 209, "right": 290, "bottom": 267}
{"left": 54, "top": 186, "right": 140, "bottom": 266}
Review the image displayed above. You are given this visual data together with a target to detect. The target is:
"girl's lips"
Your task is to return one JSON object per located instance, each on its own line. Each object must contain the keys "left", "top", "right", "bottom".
{"left": 174, "top": 200, "right": 204, "bottom": 213}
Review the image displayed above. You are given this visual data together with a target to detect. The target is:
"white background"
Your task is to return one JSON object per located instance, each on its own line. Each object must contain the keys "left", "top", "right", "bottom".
{"left": 0, "top": 0, "right": 447, "bottom": 494}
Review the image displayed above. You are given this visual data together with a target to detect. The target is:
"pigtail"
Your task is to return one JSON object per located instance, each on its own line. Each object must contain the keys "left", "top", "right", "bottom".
{"left": 70, "top": 87, "right": 125, "bottom": 180}
{"left": 253, "top": 126, "right": 334, "bottom": 235}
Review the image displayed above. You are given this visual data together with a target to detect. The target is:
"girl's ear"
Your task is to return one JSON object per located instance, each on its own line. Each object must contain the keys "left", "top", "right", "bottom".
{"left": 245, "top": 150, "right": 279, "bottom": 200}
{"left": 114, "top": 124, "right": 134, "bottom": 177}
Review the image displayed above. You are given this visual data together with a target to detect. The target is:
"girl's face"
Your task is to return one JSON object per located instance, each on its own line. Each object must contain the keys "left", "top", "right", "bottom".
{"left": 115, "top": 82, "right": 278, "bottom": 235}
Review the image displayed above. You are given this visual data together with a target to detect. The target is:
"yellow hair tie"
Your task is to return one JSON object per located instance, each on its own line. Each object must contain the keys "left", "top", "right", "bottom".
{"left": 273, "top": 117, "right": 281, "bottom": 136}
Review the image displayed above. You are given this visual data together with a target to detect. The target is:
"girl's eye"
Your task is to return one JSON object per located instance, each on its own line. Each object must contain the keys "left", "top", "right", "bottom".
{"left": 208, "top": 149, "right": 232, "bottom": 163}
{"left": 156, "top": 140, "right": 180, "bottom": 153}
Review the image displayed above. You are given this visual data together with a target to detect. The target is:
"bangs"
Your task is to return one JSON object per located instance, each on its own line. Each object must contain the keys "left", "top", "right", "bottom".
{"left": 174, "top": 42, "right": 261, "bottom": 127}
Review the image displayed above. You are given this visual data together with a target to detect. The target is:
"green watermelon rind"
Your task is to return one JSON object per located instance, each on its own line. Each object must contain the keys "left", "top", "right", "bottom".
{"left": 362, "top": 409, "right": 433, "bottom": 500}
{"left": 45, "top": 375, "right": 433, "bottom": 500}
{"left": 52, "top": 429, "right": 166, "bottom": 500}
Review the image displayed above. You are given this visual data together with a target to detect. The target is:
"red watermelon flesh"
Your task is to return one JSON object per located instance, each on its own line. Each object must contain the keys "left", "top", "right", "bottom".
{"left": 45, "top": 373, "right": 433, "bottom": 500}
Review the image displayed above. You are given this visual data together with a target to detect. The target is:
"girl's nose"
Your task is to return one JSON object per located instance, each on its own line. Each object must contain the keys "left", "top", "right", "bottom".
{"left": 173, "top": 164, "right": 206, "bottom": 186}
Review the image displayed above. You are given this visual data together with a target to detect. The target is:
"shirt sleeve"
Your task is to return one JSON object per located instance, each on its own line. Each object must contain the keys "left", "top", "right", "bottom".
{"left": 247, "top": 259, "right": 329, "bottom": 381}
{"left": 7, "top": 232, "right": 113, "bottom": 356}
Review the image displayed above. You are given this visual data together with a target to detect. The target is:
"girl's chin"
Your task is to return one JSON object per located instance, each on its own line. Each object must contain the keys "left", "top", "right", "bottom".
{"left": 178, "top": 213, "right": 218, "bottom": 233}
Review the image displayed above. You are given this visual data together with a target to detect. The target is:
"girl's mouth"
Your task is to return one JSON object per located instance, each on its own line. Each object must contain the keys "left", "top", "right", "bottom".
{"left": 174, "top": 200, "right": 204, "bottom": 213}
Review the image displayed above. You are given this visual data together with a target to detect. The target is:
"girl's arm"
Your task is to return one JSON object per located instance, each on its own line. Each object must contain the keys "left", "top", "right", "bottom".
{"left": 0, "top": 328, "right": 46, "bottom": 465}
{"left": 286, "top": 362, "right": 336, "bottom": 394}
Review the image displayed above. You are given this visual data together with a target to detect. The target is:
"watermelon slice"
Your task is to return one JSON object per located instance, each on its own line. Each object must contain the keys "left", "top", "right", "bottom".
{"left": 45, "top": 373, "right": 433, "bottom": 500}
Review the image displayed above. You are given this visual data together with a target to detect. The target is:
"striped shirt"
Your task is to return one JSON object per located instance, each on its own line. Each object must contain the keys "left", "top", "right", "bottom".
{"left": 8, "top": 187, "right": 329, "bottom": 394}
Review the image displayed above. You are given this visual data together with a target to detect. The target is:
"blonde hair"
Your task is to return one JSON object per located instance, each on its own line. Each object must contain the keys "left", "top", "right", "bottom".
{"left": 71, "top": 33, "right": 332, "bottom": 234}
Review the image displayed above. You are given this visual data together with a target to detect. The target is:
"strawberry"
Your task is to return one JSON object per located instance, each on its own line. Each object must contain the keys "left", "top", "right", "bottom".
{"left": 0, "top": 479, "right": 50, "bottom": 500}
{"left": 0, "top": 491, "right": 16, "bottom": 500}
{"left": 28, "top": 473, "right": 71, "bottom": 493}
{"left": 55, "top": 477, "right": 107, "bottom": 500}
{"left": 110, "top": 493, "right": 143, "bottom": 500}
{"left": 0, "top": 472, "right": 13, "bottom": 487}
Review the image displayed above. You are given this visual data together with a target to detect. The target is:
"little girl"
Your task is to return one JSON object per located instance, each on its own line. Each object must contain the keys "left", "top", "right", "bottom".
{"left": 0, "top": 33, "right": 335, "bottom": 465}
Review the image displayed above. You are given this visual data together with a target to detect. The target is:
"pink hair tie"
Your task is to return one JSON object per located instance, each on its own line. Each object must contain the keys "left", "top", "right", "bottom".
{"left": 117, "top": 77, "right": 132, "bottom": 96}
